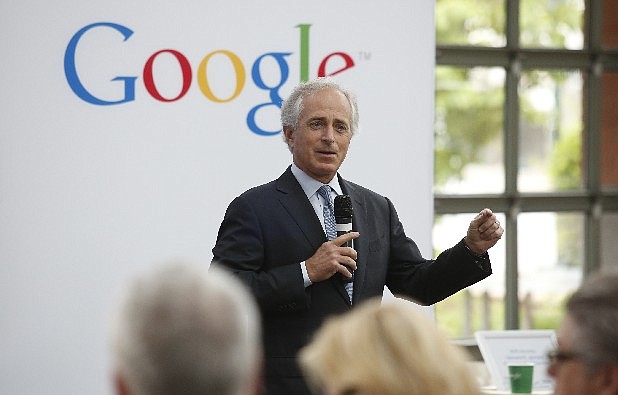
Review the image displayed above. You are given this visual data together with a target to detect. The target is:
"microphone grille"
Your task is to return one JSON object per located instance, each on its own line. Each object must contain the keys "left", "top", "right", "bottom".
{"left": 334, "top": 195, "right": 353, "bottom": 218}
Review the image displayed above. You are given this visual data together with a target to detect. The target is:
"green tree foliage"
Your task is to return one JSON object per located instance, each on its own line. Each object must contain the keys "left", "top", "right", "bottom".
{"left": 435, "top": 67, "right": 504, "bottom": 186}
{"left": 436, "top": 0, "right": 505, "bottom": 46}
{"left": 520, "top": 0, "right": 584, "bottom": 48}
{"left": 551, "top": 129, "right": 583, "bottom": 268}
{"left": 435, "top": 0, "right": 583, "bottom": 189}
{"left": 550, "top": 126, "right": 581, "bottom": 189}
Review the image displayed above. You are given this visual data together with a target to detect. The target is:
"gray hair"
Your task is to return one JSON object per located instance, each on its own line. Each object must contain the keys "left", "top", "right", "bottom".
{"left": 566, "top": 268, "right": 618, "bottom": 370}
{"left": 109, "top": 262, "right": 261, "bottom": 395}
{"left": 280, "top": 77, "right": 359, "bottom": 142}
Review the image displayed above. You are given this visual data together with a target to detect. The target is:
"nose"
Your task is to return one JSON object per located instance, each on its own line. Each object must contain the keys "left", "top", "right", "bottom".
{"left": 321, "top": 124, "right": 335, "bottom": 143}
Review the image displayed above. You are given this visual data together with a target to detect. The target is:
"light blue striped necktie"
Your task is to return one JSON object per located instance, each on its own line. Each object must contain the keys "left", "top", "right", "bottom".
{"left": 318, "top": 185, "right": 337, "bottom": 240}
{"left": 317, "top": 185, "right": 353, "bottom": 303}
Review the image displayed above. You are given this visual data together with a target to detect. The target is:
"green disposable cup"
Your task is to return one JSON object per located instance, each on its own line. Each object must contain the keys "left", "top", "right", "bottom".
{"left": 508, "top": 363, "right": 534, "bottom": 393}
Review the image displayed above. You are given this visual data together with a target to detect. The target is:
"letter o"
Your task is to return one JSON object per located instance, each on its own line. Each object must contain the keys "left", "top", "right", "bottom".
{"left": 197, "top": 50, "right": 245, "bottom": 103}
{"left": 143, "top": 49, "right": 192, "bottom": 102}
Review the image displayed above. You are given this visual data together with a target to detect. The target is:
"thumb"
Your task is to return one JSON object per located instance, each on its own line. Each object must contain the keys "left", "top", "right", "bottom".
{"left": 480, "top": 208, "right": 493, "bottom": 217}
{"left": 472, "top": 208, "right": 492, "bottom": 226}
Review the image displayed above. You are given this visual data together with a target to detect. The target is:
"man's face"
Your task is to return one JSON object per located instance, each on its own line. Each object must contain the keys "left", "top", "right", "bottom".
{"left": 548, "top": 315, "right": 615, "bottom": 395}
{"left": 284, "top": 87, "right": 352, "bottom": 184}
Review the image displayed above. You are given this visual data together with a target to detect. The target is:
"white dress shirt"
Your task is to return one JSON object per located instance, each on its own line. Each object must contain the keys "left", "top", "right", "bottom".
{"left": 290, "top": 164, "right": 342, "bottom": 287}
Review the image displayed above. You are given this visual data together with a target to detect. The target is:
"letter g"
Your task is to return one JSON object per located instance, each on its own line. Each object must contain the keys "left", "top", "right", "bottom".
{"left": 64, "top": 22, "right": 137, "bottom": 105}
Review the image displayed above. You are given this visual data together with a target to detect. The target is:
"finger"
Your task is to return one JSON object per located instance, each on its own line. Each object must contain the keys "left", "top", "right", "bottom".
{"left": 340, "top": 256, "right": 357, "bottom": 271}
{"left": 492, "top": 225, "right": 505, "bottom": 239}
{"left": 333, "top": 231, "right": 360, "bottom": 246}
{"left": 470, "top": 208, "right": 492, "bottom": 228}
{"left": 338, "top": 246, "right": 358, "bottom": 260}
{"left": 339, "top": 267, "right": 353, "bottom": 279}
{"left": 477, "top": 215, "right": 500, "bottom": 233}
{"left": 478, "top": 219, "right": 496, "bottom": 233}
{"left": 337, "top": 262, "right": 355, "bottom": 278}
{"left": 481, "top": 224, "right": 504, "bottom": 240}
{"left": 479, "top": 221, "right": 499, "bottom": 236}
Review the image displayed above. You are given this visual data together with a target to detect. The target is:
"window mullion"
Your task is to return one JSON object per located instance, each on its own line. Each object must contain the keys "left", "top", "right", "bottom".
{"left": 505, "top": 0, "right": 521, "bottom": 330}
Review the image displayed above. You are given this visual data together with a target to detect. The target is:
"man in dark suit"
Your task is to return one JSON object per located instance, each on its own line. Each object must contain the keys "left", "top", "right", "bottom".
{"left": 212, "top": 77, "right": 504, "bottom": 395}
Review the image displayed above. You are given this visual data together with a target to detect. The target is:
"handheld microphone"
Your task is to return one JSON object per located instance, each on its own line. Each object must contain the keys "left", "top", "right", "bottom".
{"left": 334, "top": 195, "right": 354, "bottom": 282}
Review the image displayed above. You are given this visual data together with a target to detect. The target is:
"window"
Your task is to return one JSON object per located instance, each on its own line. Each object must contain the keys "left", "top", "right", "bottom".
{"left": 434, "top": 0, "right": 618, "bottom": 337}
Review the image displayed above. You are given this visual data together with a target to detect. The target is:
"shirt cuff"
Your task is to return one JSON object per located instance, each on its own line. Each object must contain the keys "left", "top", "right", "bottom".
{"left": 301, "top": 261, "right": 312, "bottom": 287}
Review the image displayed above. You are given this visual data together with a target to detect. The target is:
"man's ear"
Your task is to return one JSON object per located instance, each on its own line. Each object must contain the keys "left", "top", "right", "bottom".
{"left": 283, "top": 127, "right": 294, "bottom": 148}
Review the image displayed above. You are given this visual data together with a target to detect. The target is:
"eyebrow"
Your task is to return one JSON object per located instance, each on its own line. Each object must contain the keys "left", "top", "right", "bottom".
{"left": 305, "top": 116, "right": 349, "bottom": 125}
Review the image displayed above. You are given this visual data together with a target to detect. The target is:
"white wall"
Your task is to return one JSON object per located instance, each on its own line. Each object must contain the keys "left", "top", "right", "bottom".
{"left": 0, "top": 1, "right": 435, "bottom": 393}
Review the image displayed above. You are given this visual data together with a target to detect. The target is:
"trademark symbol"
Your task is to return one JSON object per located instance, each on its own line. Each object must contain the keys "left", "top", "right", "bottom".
{"left": 358, "top": 51, "right": 372, "bottom": 61}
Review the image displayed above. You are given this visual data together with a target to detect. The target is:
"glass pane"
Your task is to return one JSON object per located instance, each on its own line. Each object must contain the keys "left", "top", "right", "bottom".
{"left": 518, "top": 212, "right": 584, "bottom": 330}
{"left": 601, "top": 213, "right": 618, "bottom": 269}
{"left": 602, "top": 0, "right": 618, "bottom": 49}
{"left": 436, "top": 0, "right": 506, "bottom": 47}
{"left": 433, "top": 213, "right": 506, "bottom": 337}
{"left": 435, "top": 67, "right": 505, "bottom": 194}
{"left": 520, "top": 0, "right": 585, "bottom": 49}
{"left": 601, "top": 72, "right": 618, "bottom": 188}
{"left": 518, "top": 70, "right": 583, "bottom": 192}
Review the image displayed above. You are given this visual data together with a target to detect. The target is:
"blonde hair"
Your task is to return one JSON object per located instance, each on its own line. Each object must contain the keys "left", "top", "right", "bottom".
{"left": 299, "top": 298, "right": 480, "bottom": 395}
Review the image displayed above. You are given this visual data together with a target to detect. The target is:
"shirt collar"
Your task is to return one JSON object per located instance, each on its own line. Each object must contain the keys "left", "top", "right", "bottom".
{"left": 291, "top": 163, "right": 342, "bottom": 198}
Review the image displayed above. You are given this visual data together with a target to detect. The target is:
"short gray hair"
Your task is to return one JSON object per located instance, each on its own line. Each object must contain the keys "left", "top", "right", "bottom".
{"left": 280, "top": 77, "right": 359, "bottom": 140}
{"left": 566, "top": 268, "right": 618, "bottom": 370}
{"left": 110, "top": 262, "right": 261, "bottom": 395}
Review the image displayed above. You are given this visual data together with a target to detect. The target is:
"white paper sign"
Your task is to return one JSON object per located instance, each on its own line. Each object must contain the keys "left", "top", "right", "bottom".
{"left": 476, "top": 330, "right": 558, "bottom": 392}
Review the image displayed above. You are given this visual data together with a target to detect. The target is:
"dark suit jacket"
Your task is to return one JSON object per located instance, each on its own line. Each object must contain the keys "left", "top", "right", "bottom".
{"left": 212, "top": 166, "right": 491, "bottom": 395}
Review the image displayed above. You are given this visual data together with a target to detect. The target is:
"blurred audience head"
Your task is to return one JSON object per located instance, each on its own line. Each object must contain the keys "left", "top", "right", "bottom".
{"left": 109, "top": 262, "right": 261, "bottom": 395}
{"left": 548, "top": 268, "right": 618, "bottom": 395}
{"left": 299, "top": 297, "right": 480, "bottom": 395}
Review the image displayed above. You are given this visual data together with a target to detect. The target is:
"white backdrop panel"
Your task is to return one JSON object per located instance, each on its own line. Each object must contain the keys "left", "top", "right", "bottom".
{"left": 0, "top": 1, "right": 435, "bottom": 394}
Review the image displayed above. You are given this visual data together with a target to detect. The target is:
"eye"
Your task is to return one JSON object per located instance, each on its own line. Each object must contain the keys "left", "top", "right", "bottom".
{"left": 334, "top": 122, "right": 349, "bottom": 133}
{"left": 308, "top": 119, "right": 324, "bottom": 130}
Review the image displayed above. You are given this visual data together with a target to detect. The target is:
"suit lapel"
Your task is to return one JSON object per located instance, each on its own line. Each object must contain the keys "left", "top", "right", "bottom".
{"left": 275, "top": 167, "right": 326, "bottom": 252}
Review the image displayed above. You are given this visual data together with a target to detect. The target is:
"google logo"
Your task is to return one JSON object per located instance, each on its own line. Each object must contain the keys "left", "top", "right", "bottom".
{"left": 64, "top": 22, "right": 356, "bottom": 136}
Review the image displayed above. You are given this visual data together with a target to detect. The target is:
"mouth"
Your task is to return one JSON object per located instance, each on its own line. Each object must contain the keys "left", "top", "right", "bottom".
{"left": 316, "top": 149, "right": 337, "bottom": 156}
{"left": 316, "top": 151, "right": 337, "bottom": 161}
